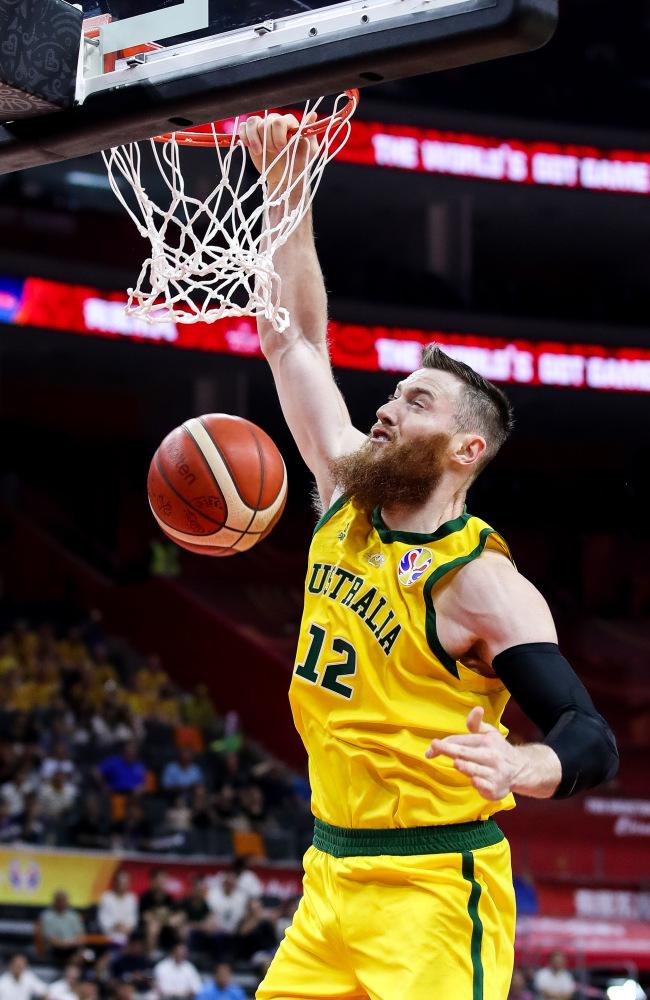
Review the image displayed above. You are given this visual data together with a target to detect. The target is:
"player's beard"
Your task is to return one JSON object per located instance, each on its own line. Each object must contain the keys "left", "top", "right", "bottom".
{"left": 329, "top": 432, "right": 449, "bottom": 516}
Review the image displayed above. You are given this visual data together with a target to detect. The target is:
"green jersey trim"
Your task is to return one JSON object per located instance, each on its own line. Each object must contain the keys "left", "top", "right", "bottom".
{"left": 372, "top": 507, "right": 470, "bottom": 545}
{"left": 423, "top": 526, "right": 496, "bottom": 678}
{"left": 312, "top": 816, "right": 504, "bottom": 857}
{"left": 313, "top": 493, "right": 350, "bottom": 536}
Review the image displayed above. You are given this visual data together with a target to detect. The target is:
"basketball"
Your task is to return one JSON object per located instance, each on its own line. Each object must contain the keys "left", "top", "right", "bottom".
{"left": 147, "top": 414, "right": 287, "bottom": 556}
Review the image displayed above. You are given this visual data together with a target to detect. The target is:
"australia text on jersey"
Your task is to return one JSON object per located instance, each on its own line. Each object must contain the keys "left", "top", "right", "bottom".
{"left": 306, "top": 562, "right": 402, "bottom": 656}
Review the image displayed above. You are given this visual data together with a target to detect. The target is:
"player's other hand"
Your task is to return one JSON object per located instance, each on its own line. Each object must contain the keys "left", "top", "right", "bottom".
{"left": 424, "top": 706, "right": 523, "bottom": 801}
{"left": 239, "top": 111, "right": 318, "bottom": 196}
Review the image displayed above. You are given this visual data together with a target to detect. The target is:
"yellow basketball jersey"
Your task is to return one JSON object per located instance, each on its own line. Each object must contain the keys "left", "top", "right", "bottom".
{"left": 289, "top": 495, "right": 516, "bottom": 829}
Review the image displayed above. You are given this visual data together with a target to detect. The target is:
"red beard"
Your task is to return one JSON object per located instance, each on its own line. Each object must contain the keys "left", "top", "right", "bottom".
{"left": 329, "top": 432, "right": 449, "bottom": 516}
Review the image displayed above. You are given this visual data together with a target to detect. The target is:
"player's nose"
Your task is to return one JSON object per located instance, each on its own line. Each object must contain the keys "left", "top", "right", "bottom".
{"left": 377, "top": 406, "right": 396, "bottom": 427}
{"left": 375, "top": 400, "right": 397, "bottom": 425}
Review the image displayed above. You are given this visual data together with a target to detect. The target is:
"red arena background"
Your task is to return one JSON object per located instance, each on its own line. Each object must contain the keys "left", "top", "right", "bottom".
{"left": 2, "top": 275, "right": 650, "bottom": 393}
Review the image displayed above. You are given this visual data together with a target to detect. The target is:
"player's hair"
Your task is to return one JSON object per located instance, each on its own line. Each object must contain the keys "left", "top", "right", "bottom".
{"left": 421, "top": 344, "right": 514, "bottom": 473}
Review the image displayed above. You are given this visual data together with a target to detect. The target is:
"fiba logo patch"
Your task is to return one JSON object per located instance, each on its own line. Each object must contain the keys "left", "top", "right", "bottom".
{"left": 398, "top": 547, "right": 433, "bottom": 587}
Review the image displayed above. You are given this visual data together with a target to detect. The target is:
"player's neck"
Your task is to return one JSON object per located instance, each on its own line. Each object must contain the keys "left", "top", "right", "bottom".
{"left": 380, "top": 487, "right": 467, "bottom": 535}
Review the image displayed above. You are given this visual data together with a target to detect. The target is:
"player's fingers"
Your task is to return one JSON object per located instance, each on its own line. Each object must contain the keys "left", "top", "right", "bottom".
{"left": 426, "top": 739, "right": 488, "bottom": 761}
{"left": 453, "top": 758, "right": 492, "bottom": 779}
{"left": 427, "top": 734, "right": 489, "bottom": 753}
{"left": 267, "top": 116, "right": 286, "bottom": 153}
{"left": 269, "top": 114, "right": 300, "bottom": 153}
{"left": 243, "top": 116, "right": 264, "bottom": 157}
{"left": 466, "top": 705, "right": 484, "bottom": 732}
{"left": 441, "top": 744, "right": 494, "bottom": 766}
{"left": 471, "top": 776, "right": 501, "bottom": 801}
{"left": 466, "top": 705, "right": 495, "bottom": 734}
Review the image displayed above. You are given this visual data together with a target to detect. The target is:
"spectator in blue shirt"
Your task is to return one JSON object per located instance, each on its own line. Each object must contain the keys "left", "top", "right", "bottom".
{"left": 195, "top": 964, "right": 246, "bottom": 1000}
{"left": 161, "top": 749, "right": 203, "bottom": 799}
{"left": 96, "top": 741, "right": 146, "bottom": 795}
{"left": 512, "top": 869, "right": 539, "bottom": 917}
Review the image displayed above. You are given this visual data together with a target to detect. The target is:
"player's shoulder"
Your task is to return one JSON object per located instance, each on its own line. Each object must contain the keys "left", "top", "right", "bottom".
{"left": 448, "top": 544, "right": 520, "bottom": 600}
{"left": 449, "top": 543, "right": 553, "bottom": 623}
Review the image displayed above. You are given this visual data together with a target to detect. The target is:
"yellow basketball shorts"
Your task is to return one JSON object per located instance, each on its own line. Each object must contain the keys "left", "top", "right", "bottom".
{"left": 257, "top": 817, "right": 515, "bottom": 1000}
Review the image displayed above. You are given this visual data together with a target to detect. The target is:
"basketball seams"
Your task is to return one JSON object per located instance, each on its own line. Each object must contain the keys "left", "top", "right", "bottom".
{"left": 197, "top": 416, "right": 257, "bottom": 514}
{"left": 150, "top": 503, "right": 266, "bottom": 539}
{"left": 197, "top": 416, "right": 285, "bottom": 514}
{"left": 152, "top": 513, "right": 260, "bottom": 551}
{"left": 250, "top": 425, "right": 266, "bottom": 516}
{"left": 248, "top": 466, "right": 287, "bottom": 532}
{"left": 185, "top": 418, "right": 257, "bottom": 550}
{"left": 251, "top": 426, "right": 287, "bottom": 512}
{"left": 196, "top": 416, "right": 258, "bottom": 549}
{"left": 227, "top": 421, "right": 264, "bottom": 540}
{"left": 153, "top": 454, "right": 226, "bottom": 534}
{"left": 191, "top": 416, "right": 269, "bottom": 551}
{"left": 180, "top": 423, "right": 231, "bottom": 523}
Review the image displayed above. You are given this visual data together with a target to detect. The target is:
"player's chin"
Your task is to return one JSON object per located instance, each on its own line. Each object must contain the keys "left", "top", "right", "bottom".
{"left": 369, "top": 436, "right": 396, "bottom": 450}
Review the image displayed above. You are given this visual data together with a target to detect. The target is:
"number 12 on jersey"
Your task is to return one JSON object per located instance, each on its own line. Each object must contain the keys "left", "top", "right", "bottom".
{"left": 294, "top": 623, "right": 357, "bottom": 699}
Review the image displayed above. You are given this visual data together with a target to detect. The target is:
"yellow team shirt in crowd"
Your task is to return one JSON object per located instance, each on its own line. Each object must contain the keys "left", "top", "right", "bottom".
{"left": 134, "top": 666, "right": 168, "bottom": 692}
{"left": 289, "top": 495, "right": 517, "bottom": 830}
{"left": 0, "top": 651, "right": 19, "bottom": 675}
{"left": 56, "top": 637, "right": 88, "bottom": 665}
{"left": 13, "top": 679, "right": 58, "bottom": 711}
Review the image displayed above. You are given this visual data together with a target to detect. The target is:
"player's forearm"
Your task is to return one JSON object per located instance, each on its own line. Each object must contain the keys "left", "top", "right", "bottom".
{"left": 259, "top": 206, "right": 328, "bottom": 355}
{"left": 509, "top": 743, "right": 562, "bottom": 799}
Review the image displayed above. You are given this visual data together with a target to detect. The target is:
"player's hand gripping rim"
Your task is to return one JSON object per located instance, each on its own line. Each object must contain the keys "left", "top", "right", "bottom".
{"left": 239, "top": 111, "right": 319, "bottom": 198}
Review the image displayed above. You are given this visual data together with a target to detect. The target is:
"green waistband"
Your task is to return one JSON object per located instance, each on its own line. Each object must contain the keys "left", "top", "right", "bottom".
{"left": 313, "top": 817, "right": 504, "bottom": 857}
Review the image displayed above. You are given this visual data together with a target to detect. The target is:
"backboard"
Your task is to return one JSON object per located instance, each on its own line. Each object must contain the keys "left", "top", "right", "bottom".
{"left": 0, "top": 0, "right": 558, "bottom": 175}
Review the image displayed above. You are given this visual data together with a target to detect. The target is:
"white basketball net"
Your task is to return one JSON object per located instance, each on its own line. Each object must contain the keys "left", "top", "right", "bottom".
{"left": 102, "top": 92, "right": 357, "bottom": 333}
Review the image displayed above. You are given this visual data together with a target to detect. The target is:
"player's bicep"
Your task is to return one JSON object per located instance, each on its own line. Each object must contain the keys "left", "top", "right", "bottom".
{"left": 481, "top": 571, "right": 558, "bottom": 661}
{"left": 447, "top": 552, "right": 557, "bottom": 663}
{"left": 267, "top": 338, "right": 366, "bottom": 486}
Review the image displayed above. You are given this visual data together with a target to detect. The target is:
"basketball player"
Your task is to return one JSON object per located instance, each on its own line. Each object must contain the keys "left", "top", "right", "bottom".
{"left": 240, "top": 116, "right": 618, "bottom": 1000}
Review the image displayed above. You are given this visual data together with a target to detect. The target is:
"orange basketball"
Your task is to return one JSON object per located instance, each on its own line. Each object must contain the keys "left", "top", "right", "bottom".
{"left": 147, "top": 414, "right": 287, "bottom": 556}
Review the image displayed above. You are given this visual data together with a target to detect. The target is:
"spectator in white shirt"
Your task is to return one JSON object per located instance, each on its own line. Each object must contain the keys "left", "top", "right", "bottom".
{"left": 48, "top": 963, "right": 81, "bottom": 1000}
{"left": 36, "top": 772, "right": 77, "bottom": 820}
{"left": 41, "top": 744, "right": 77, "bottom": 785}
{"left": 153, "top": 943, "right": 202, "bottom": 999}
{"left": 212, "top": 859, "right": 263, "bottom": 904}
{"left": 206, "top": 872, "right": 248, "bottom": 935}
{"left": 1, "top": 766, "right": 37, "bottom": 817}
{"left": 98, "top": 870, "right": 138, "bottom": 943}
{"left": 0, "top": 954, "right": 47, "bottom": 1000}
{"left": 534, "top": 952, "right": 576, "bottom": 1000}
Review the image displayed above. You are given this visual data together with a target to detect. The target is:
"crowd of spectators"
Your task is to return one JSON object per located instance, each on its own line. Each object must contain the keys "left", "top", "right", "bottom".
{"left": 0, "top": 931, "right": 613, "bottom": 1000}
{"left": 0, "top": 616, "right": 311, "bottom": 861}
{"left": 0, "top": 861, "right": 299, "bottom": 1000}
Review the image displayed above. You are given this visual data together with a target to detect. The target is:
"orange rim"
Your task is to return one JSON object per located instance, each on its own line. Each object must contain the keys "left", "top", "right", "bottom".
{"left": 153, "top": 88, "right": 359, "bottom": 147}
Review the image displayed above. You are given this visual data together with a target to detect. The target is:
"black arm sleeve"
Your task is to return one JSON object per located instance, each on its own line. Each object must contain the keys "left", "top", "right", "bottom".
{"left": 492, "top": 642, "right": 619, "bottom": 799}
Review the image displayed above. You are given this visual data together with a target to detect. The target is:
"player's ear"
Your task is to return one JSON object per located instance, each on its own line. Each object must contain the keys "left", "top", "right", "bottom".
{"left": 451, "top": 433, "right": 486, "bottom": 470}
